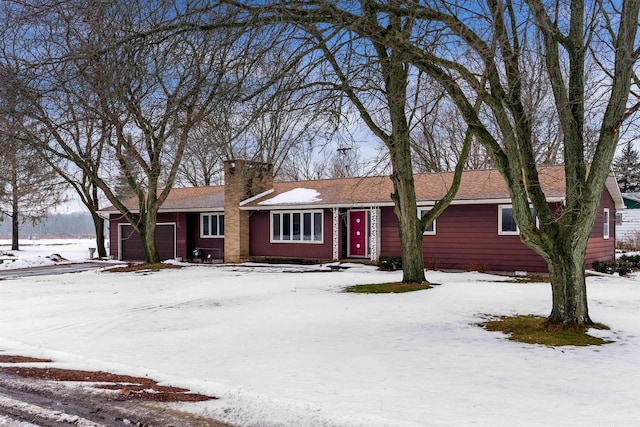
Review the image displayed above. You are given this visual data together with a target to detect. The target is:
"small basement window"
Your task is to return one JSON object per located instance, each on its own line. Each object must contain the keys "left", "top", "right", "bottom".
{"left": 201, "top": 213, "right": 224, "bottom": 238}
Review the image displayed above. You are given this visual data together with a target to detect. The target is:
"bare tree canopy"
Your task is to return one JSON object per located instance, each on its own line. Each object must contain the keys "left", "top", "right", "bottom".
{"left": 0, "top": 63, "right": 67, "bottom": 251}
{"left": 2, "top": 1, "right": 272, "bottom": 262}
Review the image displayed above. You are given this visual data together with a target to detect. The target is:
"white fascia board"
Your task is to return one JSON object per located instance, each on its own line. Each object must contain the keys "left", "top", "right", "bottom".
{"left": 167, "top": 207, "right": 225, "bottom": 213}
{"left": 100, "top": 207, "right": 225, "bottom": 216}
{"left": 239, "top": 189, "right": 275, "bottom": 207}
{"left": 449, "top": 197, "right": 566, "bottom": 205}
{"left": 605, "top": 173, "right": 626, "bottom": 210}
{"left": 240, "top": 202, "right": 394, "bottom": 211}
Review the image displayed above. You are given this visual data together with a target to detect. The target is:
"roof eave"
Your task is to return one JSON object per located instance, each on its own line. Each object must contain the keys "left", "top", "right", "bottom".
{"left": 98, "top": 206, "right": 225, "bottom": 216}
{"left": 606, "top": 173, "right": 626, "bottom": 210}
{"left": 240, "top": 196, "right": 567, "bottom": 210}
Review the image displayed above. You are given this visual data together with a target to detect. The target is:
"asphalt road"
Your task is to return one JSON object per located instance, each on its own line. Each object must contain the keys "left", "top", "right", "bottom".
{"left": 0, "top": 263, "right": 109, "bottom": 280}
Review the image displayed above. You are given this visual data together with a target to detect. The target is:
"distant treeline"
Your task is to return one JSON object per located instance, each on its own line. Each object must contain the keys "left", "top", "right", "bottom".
{"left": 0, "top": 212, "right": 97, "bottom": 238}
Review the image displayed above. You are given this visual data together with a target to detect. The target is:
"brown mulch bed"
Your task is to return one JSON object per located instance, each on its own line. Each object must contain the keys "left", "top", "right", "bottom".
{"left": 0, "top": 355, "right": 53, "bottom": 363}
{"left": 0, "top": 358, "right": 215, "bottom": 402}
{"left": 106, "top": 263, "right": 183, "bottom": 273}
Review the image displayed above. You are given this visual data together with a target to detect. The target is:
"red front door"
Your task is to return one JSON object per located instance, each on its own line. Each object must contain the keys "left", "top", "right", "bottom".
{"left": 349, "top": 210, "right": 367, "bottom": 257}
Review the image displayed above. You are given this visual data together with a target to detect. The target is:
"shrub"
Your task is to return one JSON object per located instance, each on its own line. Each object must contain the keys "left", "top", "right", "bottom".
{"left": 424, "top": 259, "right": 440, "bottom": 271}
{"left": 619, "top": 254, "right": 640, "bottom": 268}
{"left": 592, "top": 260, "right": 617, "bottom": 274}
{"left": 378, "top": 256, "right": 402, "bottom": 271}
{"left": 592, "top": 259, "right": 635, "bottom": 276}
{"left": 616, "top": 231, "right": 640, "bottom": 251}
{"left": 616, "top": 261, "right": 634, "bottom": 276}
{"left": 466, "top": 262, "right": 488, "bottom": 273}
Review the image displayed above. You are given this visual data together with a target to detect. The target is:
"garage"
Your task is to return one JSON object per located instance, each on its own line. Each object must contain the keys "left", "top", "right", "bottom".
{"left": 118, "top": 223, "right": 176, "bottom": 261}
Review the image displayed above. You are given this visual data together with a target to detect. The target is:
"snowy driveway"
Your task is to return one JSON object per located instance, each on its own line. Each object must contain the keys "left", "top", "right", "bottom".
{"left": 0, "top": 264, "right": 639, "bottom": 426}
{"left": 0, "top": 262, "right": 108, "bottom": 279}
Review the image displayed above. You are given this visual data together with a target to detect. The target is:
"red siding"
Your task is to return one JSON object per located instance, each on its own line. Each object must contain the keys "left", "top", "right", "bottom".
{"left": 586, "top": 190, "right": 616, "bottom": 267}
{"left": 380, "top": 192, "right": 616, "bottom": 273}
{"left": 249, "top": 209, "right": 333, "bottom": 259}
{"left": 188, "top": 213, "right": 225, "bottom": 259}
{"left": 380, "top": 204, "right": 549, "bottom": 272}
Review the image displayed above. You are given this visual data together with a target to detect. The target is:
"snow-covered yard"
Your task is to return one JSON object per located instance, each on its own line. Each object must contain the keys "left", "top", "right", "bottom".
{"left": 0, "top": 239, "right": 97, "bottom": 270}
{"left": 0, "top": 241, "right": 638, "bottom": 426}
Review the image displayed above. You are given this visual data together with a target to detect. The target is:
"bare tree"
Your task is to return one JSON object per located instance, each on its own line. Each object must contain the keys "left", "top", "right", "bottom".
{"left": 0, "top": 136, "right": 65, "bottom": 251}
{"left": 0, "top": 64, "right": 66, "bottom": 250}
{"left": 343, "top": 0, "right": 638, "bottom": 326}
{"left": 208, "top": 2, "right": 473, "bottom": 282}
{"left": 8, "top": 1, "right": 260, "bottom": 262}
{"left": 175, "top": 44, "right": 332, "bottom": 187}
{"left": 176, "top": 115, "right": 227, "bottom": 187}
{"left": 277, "top": 140, "right": 328, "bottom": 181}
{"left": 412, "top": 94, "right": 492, "bottom": 172}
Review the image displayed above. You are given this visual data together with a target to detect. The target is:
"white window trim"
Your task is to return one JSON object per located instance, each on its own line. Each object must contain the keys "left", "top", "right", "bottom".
{"left": 417, "top": 208, "right": 436, "bottom": 235}
{"left": 200, "top": 213, "right": 224, "bottom": 238}
{"left": 603, "top": 208, "right": 610, "bottom": 239}
{"left": 498, "top": 204, "right": 538, "bottom": 236}
{"left": 270, "top": 210, "right": 324, "bottom": 244}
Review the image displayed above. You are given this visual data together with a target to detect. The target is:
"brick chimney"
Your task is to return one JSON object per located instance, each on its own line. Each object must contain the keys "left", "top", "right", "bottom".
{"left": 224, "top": 159, "right": 274, "bottom": 263}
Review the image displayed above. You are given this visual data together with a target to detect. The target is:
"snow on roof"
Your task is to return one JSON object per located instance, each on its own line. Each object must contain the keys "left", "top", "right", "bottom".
{"left": 257, "top": 188, "right": 321, "bottom": 206}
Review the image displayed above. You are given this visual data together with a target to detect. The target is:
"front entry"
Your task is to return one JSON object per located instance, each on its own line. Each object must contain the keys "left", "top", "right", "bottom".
{"left": 348, "top": 210, "right": 368, "bottom": 257}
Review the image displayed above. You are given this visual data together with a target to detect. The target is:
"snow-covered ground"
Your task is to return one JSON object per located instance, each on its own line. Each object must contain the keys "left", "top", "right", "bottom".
{"left": 0, "top": 241, "right": 639, "bottom": 427}
{"left": 0, "top": 239, "right": 98, "bottom": 270}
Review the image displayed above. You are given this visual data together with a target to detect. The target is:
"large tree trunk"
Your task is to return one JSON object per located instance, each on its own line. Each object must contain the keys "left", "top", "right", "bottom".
{"left": 90, "top": 211, "right": 107, "bottom": 258}
{"left": 383, "top": 19, "right": 426, "bottom": 284}
{"left": 544, "top": 217, "right": 594, "bottom": 327}
{"left": 547, "top": 252, "right": 592, "bottom": 326}
{"left": 11, "top": 202, "right": 19, "bottom": 252}
{"left": 140, "top": 213, "right": 160, "bottom": 263}
{"left": 11, "top": 157, "right": 19, "bottom": 251}
{"left": 391, "top": 167, "right": 426, "bottom": 283}
{"left": 521, "top": 208, "right": 595, "bottom": 327}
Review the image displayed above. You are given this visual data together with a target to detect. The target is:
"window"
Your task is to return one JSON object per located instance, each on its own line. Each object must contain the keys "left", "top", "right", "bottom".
{"left": 498, "top": 205, "right": 537, "bottom": 235}
{"left": 603, "top": 208, "right": 610, "bottom": 239}
{"left": 271, "top": 210, "right": 323, "bottom": 243}
{"left": 201, "top": 213, "right": 224, "bottom": 238}
{"left": 418, "top": 208, "right": 436, "bottom": 235}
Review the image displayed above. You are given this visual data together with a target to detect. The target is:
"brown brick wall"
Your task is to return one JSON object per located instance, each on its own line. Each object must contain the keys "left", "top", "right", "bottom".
{"left": 223, "top": 160, "right": 273, "bottom": 263}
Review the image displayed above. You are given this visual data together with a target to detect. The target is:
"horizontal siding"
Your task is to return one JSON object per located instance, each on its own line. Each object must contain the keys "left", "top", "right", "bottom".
{"left": 381, "top": 204, "right": 547, "bottom": 273}
{"left": 586, "top": 190, "right": 615, "bottom": 265}
{"left": 188, "top": 212, "right": 224, "bottom": 259}
{"left": 249, "top": 209, "right": 333, "bottom": 259}
{"left": 379, "top": 193, "right": 616, "bottom": 273}
{"left": 617, "top": 210, "right": 640, "bottom": 240}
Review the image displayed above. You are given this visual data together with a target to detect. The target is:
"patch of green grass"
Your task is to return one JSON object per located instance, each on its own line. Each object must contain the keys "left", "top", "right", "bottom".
{"left": 482, "top": 315, "right": 612, "bottom": 346}
{"left": 344, "top": 282, "right": 431, "bottom": 293}
{"left": 503, "top": 274, "right": 549, "bottom": 283}
{"left": 107, "top": 263, "right": 182, "bottom": 273}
